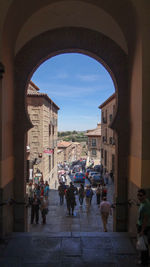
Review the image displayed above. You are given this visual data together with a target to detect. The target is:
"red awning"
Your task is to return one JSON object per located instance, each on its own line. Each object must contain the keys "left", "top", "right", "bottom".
{"left": 43, "top": 149, "right": 53, "bottom": 154}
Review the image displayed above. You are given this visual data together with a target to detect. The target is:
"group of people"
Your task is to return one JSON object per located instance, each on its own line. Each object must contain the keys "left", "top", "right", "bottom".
{"left": 58, "top": 181, "right": 112, "bottom": 232}
{"left": 26, "top": 174, "right": 150, "bottom": 266}
{"left": 26, "top": 179, "right": 50, "bottom": 224}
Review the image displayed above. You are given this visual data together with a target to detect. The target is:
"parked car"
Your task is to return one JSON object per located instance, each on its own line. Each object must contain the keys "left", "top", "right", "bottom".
{"left": 73, "top": 172, "right": 85, "bottom": 183}
{"left": 88, "top": 171, "right": 99, "bottom": 181}
{"left": 91, "top": 175, "right": 104, "bottom": 186}
{"left": 72, "top": 165, "right": 81, "bottom": 173}
{"left": 94, "top": 164, "right": 103, "bottom": 174}
{"left": 85, "top": 168, "right": 94, "bottom": 179}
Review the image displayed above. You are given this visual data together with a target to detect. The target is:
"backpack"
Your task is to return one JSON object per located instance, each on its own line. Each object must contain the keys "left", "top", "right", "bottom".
{"left": 86, "top": 189, "right": 91, "bottom": 198}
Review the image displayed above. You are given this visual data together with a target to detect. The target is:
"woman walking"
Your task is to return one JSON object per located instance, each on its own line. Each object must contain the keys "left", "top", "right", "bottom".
{"left": 96, "top": 184, "right": 101, "bottom": 205}
{"left": 78, "top": 184, "right": 85, "bottom": 206}
{"left": 40, "top": 196, "right": 48, "bottom": 224}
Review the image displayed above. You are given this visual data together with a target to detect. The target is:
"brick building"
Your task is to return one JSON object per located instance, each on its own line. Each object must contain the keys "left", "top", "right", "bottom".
{"left": 86, "top": 123, "right": 101, "bottom": 166}
{"left": 27, "top": 81, "right": 59, "bottom": 188}
{"left": 99, "top": 93, "right": 116, "bottom": 174}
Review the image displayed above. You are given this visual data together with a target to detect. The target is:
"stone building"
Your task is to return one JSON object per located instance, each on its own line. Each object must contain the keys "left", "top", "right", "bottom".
{"left": 27, "top": 81, "right": 59, "bottom": 188}
{"left": 73, "top": 142, "right": 82, "bottom": 161}
{"left": 57, "top": 141, "right": 82, "bottom": 164}
{"left": 57, "top": 149, "right": 64, "bottom": 164}
{"left": 57, "top": 141, "right": 73, "bottom": 163}
{"left": 86, "top": 123, "right": 101, "bottom": 166}
{"left": 99, "top": 93, "right": 116, "bottom": 175}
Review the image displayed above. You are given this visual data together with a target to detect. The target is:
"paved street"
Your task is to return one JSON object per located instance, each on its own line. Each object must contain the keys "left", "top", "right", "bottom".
{"left": 0, "top": 232, "right": 138, "bottom": 267}
{"left": 29, "top": 176, "right": 114, "bottom": 233}
{"left": 0, "top": 179, "right": 139, "bottom": 267}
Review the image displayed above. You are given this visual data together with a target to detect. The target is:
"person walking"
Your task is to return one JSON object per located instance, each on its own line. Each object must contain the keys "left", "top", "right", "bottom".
{"left": 100, "top": 196, "right": 112, "bottom": 232}
{"left": 96, "top": 184, "right": 101, "bottom": 205}
{"left": 40, "top": 196, "right": 48, "bottom": 224}
{"left": 58, "top": 182, "right": 65, "bottom": 205}
{"left": 85, "top": 185, "right": 91, "bottom": 211}
{"left": 65, "top": 182, "right": 77, "bottom": 215}
{"left": 104, "top": 171, "right": 109, "bottom": 185}
{"left": 109, "top": 170, "right": 114, "bottom": 184}
{"left": 136, "top": 189, "right": 150, "bottom": 266}
{"left": 89, "top": 185, "right": 94, "bottom": 205}
{"left": 102, "top": 184, "right": 107, "bottom": 199}
{"left": 78, "top": 184, "right": 85, "bottom": 206}
{"left": 44, "top": 181, "right": 50, "bottom": 197}
{"left": 30, "top": 194, "right": 41, "bottom": 224}
{"left": 27, "top": 181, "right": 34, "bottom": 205}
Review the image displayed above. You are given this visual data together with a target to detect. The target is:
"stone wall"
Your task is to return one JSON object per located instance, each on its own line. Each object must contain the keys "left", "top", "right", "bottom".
{"left": 101, "top": 96, "right": 116, "bottom": 173}
{"left": 27, "top": 85, "right": 58, "bottom": 186}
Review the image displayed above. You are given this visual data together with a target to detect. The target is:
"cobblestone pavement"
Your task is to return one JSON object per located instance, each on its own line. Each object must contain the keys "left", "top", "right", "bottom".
{"left": 0, "top": 180, "right": 139, "bottom": 266}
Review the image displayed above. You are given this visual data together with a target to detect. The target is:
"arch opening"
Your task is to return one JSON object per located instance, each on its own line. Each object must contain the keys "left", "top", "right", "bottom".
{"left": 14, "top": 27, "right": 129, "bottom": 233}
{"left": 26, "top": 52, "right": 116, "bottom": 232}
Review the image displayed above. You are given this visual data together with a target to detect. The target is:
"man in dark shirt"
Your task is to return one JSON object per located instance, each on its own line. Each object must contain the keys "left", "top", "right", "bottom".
{"left": 137, "top": 189, "right": 150, "bottom": 265}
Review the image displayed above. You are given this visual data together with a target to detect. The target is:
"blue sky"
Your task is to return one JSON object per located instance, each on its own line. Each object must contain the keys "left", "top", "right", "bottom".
{"left": 31, "top": 53, "right": 115, "bottom": 131}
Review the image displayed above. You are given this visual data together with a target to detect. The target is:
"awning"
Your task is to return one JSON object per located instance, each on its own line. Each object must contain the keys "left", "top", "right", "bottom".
{"left": 43, "top": 149, "right": 53, "bottom": 154}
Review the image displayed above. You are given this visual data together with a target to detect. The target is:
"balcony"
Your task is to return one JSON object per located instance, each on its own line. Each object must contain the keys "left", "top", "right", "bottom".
{"left": 102, "top": 117, "right": 107, "bottom": 124}
{"left": 102, "top": 136, "right": 107, "bottom": 143}
{"left": 112, "top": 138, "right": 115, "bottom": 145}
{"left": 109, "top": 137, "right": 115, "bottom": 145}
{"left": 51, "top": 118, "right": 57, "bottom": 126}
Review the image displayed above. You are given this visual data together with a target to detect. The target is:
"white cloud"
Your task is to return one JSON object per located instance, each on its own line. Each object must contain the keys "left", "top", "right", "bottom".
{"left": 56, "top": 72, "right": 69, "bottom": 79}
{"left": 77, "top": 74, "right": 101, "bottom": 82}
{"left": 35, "top": 82, "right": 100, "bottom": 98}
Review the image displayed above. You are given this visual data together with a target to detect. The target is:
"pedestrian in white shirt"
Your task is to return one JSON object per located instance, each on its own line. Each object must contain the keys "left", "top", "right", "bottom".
{"left": 100, "top": 197, "right": 112, "bottom": 232}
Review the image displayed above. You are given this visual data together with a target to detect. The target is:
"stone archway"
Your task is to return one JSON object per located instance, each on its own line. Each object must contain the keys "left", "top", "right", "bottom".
{"left": 14, "top": 27, "right": 128, "bottom": 232}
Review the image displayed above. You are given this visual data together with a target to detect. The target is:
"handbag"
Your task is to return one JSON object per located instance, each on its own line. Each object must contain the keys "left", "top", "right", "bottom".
{"left": 136, "top": 235, "right": 148, "bottom": 251}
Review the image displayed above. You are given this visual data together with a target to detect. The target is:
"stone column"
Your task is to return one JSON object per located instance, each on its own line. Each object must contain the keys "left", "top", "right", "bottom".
{"left": 0, "top": 62, "right": 5, "bottom": 236}
{"left": 13, "top": 70, "right": 32, "bottom": 232}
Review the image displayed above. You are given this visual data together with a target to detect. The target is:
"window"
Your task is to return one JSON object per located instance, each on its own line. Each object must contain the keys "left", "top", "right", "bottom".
{"left": 112, "top": 154, "right": 115, "bottom": 172}
{"left": 105, "top": 109, "right": 107, "bottom": 123}
{"left": 101, "top": 148, "right": 103, "bottom": 158}
{"left": 49, "top": 124, "right": 51, "bottom": 136}
{"left": 49, "top": 155, "right": 51, "bottom": 172}
{"left": 104, "top": 150, "right": 107, "bottom": 166}
{"left": 52, "top": 153, "right": 54, "bottom": 168}
{"left": 109, "top": 114, "right": 112, "bottom": 122}
{"left": 92, "top": 138, "right": 96, "bottom": 147}
{"left": 105, "top": 128, "right": 107, "bottom": 142}
{"left": 52, "top": 125, "right": 54, "bottom": 135}
{"left": 92, "top": 149, "right": 97, "bottom": 156}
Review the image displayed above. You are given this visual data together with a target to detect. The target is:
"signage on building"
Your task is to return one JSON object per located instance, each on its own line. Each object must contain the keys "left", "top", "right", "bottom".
{"left": 43, "top": 149, "right": 53, "bottom": 154}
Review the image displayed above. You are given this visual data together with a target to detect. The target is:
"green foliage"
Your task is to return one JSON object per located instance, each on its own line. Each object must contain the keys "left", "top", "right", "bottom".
{"left": 58, "top": 131, "right": 87, "bottom": 143}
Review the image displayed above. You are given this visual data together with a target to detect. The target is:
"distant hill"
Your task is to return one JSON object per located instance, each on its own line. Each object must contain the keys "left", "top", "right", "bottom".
{"left": 58, "top": 131, "right": 87, "bottom": 143}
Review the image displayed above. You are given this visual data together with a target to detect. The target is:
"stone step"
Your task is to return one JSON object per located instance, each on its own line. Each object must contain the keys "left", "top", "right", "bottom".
{"left": 0, "top": 232, "right": 138, "bottom": 267}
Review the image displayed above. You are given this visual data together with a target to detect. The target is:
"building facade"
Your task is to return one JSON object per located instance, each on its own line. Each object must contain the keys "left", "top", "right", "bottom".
{"left": 27, "top": 81, "right": 59, "bottom": 188}
{"left": 86, "top": 123, "right": 101, "bottom": 166}
{"left": 99, "top": 93, "right": 116, "bottom": 175}
{"left": 57, "top": 141, "right": 82, "bottom": 164}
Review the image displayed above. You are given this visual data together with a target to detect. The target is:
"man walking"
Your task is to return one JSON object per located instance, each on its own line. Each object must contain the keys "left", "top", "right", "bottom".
{"left": 85, "top": 185, "right": 92, "bottom": 211}
{"left": 96, "top": 184, "right": 101, "bottom": 205}
{"left": 100, "top": 196, "right": 112, "bottom": 232}
{"left": 30, "top": 194, "right": 41, "bottom": 224}
{"left": 137, "top": 189, "right": 150, "bottom": 266}
{"left": 65, "top": 182, "right": 77, "bottom": 216}
{"left": 58, "top": 182, "right": 65, "bottom": 205}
